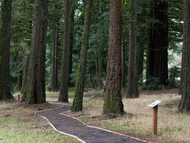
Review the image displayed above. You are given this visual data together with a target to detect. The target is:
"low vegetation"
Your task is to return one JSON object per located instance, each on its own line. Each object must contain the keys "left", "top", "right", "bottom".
{"left": 5, "top": 90, "right": 189, "bottom": 142}
{"left": 64, "top": 91, "right": 189, "bottom": 143}
{"left": 0, "top": 100, "right": 80, "bottom": 143}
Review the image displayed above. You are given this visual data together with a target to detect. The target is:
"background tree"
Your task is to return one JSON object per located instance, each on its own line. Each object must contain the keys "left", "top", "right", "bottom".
{"left": 50, "top": 1, "right": 61, "bottom": 92}
{"left": 72, "top": 0, "right": 93, "bottom": 112}
{"left": 22, "top": 0, "right": 48, "bottom": 104}
{"left": 59, "top": 0, "right": 71, "bottom": 102}
{"left": 102, "top": 0, "right": 124, "bottom": 114}
{"left": 126, "top": 0, "right": 139, "bottom": 98}
{"left": 0, "top": 0, "right": 13, "bottom": 99}
{"left": 146, "top": 0, "right": 168, "bottom": 85}
{"left": 68, "top": 0, "right": 76, "bottom": 88}
{"left": 178, "top": 0, "right": 190, "bottom": 112}
{"left": 18, "top": 0, "right": 34, "bottom": 98}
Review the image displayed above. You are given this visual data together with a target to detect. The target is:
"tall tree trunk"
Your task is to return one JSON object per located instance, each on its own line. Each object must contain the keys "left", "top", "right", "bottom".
{"left": 146, "top": 0, "right": 168, "bottom": 86}
{"left": 0, "top": 0, "right": 13, "bottom": 100}
{"left": 71, "top": 0, "right": 93, "bottom": 112}
{"left": 22, "top": 0, "right": 48, "bottom": 104}
{"left": 178, "top": 0, "right": 190, "bottom": 112}
{"left": 21, "top": 54, "right": 29, "bottom": 101}
{"left": 121, "top": 36, "right": 125, "bottom": 88}
{"left": 153, "top": 0, "right": 168, "bottom": 85}
{"left": 51, "top": 24, "right": 58, "bottom": 92}
{"left": 146, "top": 26, "right": 155, "bottom": 83}
{"left": 98, "top": 49, "right": 102, "bottom": 86}
{"left": 16, "top": 68, "right": 23, "bottom": 92}
{"left": 21, "top": 2, "right": 33, "bottom": 100}
{"left": 102, "top": 0, "right": 124, "bottom": 115}
{"left": 59, "top": 0, "right": 71, "bottom": 102}
{"left": 68, "top": 1, "right": 75, "bottom": 87}
{"left": 136, "top": 37, "right": 144, "bottom": 85}
{"left": 146, "top": 1, "right": 155, "bottom": 84}
{"left": 126, "top": 0, "right": 139, "bottom": 98}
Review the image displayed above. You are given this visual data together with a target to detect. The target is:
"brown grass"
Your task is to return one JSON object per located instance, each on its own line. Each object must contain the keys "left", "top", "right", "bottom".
{"left": 66, "top": 92, "right": 189, "bottom": 143}
{"left": 0, "top": 100, "right": 80, "bottom": 143}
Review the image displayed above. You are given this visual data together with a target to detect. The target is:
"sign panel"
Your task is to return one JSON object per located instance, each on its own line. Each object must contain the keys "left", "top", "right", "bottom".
{"left": 148, "top": 101, "right": 162, "bottom": 107}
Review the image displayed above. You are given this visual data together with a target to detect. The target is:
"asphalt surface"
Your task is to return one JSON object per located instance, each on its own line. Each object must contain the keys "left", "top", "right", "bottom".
{"left": 36, "top": 104, "right": 147, "bottom": 143}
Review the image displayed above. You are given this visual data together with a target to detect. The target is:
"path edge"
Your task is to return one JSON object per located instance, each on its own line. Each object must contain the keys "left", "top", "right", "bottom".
{"left": 36, "top": 102, "right": 148, "bottom": 143}
{"left": 61, "top": 113, "right": 148, "bottom": 143}
{"left": 35, "top": 104, "right": 86, "bottom": 143}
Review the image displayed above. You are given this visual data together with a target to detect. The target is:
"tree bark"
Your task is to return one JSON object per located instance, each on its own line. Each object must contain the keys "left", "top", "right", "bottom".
{"left": 71, "top": 0, "right": 93, "bottom": 112}
{"left": 153, "top": 0, "right": 168, "bottom": 85}
{"left": 51, "top": 23, "right": 58, "bottom": 92}
{"left": 59, "top": 0, "right": 71, "bottom": 102}
{"left": 69, "top": 1, "right": 75, "bottom": 87}
{"left": 121, "top": 36, "right": 125, "bottom": 88}
{"left": 21, "top": 54, "right": 29, "bottom": 101}
{"left": 102, "top": 0, "right": 124, "bottom": 115}
{"left": 22, "top": 0, "right": 48, "bottom": 104}
{"left": 0, "top": 0, "right": 13, "bottom": 100}
{"left": 146, "top": 0, "right": 168, "bottom": 86}
{"left": 136, "top": 37, "right": 144, "bottom": 85}
{"left": 146, "top": 1, "right": 154, "bottom": 83}
{"left": 126, "top": 0, "right": 139, "bottom": 98}
{"left": 16, "top": 52, "right": 23, "bottom": 92}
{"left": 21, "top": 2, "right": 33, "bottom": 101}
{"left": 16, "top": 70, "right": 23, "bottom": 91}
{"left": 178, "top": 0, "right": 190, "bottom": 112}
{"left": 98, "top": 49, "right": 102, "bottom": 86}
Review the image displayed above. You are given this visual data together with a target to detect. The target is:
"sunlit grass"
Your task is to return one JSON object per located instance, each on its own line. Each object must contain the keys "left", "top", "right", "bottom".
{"left": 9, "top": 90, "right": 189, "bottom": 142}
{"left": 0, "top": 102, "right": 80, "bottom": 143}
{"left": 74, "top": 93, "right": 189, "bottom": 142}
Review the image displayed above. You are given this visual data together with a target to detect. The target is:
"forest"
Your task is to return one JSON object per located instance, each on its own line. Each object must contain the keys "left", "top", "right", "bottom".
{"left": 2, "top": 0, "right": 190, "bottom": 109}
{"left": 0, "top": 0, "right": 188, "bottom": 111}
{"left": 1, "top": 0, "right": 190, "bottom": 142}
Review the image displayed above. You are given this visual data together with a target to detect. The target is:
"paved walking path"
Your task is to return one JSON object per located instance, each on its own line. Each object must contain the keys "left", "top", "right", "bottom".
{"left": 36, "top": 104, "right": 147, "bottom": 143}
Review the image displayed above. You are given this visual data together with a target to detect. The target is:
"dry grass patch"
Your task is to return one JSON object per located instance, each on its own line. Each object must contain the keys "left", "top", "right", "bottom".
{"left": 66, "top": 92, "right": 189, "bottom": 143}
{"left": 0, "top": 100, "right": 80, "bottom": 143}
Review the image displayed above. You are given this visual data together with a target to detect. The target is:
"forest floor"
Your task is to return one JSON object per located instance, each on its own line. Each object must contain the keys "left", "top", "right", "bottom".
{"left": 0, "top": 99, "right": 80, "bottom": 142}
{"left": 5, "top": 88, "right": 189, "bottom": 142}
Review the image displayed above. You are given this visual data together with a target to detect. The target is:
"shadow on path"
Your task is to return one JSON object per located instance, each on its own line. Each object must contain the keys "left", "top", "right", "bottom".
{"left": 36, "top": 104, "right": 147, "bottom": 143}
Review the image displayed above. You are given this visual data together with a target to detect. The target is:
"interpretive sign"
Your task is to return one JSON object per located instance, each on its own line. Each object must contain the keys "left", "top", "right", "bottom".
{"left": 148, "top": 100, "right": 162, "bottom": 135}
{"left": 148, "top": 101, "right": 162, "bottom": 108}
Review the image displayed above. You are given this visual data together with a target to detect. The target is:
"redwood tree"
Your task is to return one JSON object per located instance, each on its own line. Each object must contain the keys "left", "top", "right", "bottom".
{"left": 0, "top": 0, "right": 14, "bottom": 99}
{"left": 59, "top": 0, "right": 71, "bottom": 102}
{"left": 153, "top": 0, "right": 168, "bottom": 85}
{"left": 126, "top": 0, "right": 139, "bottom": 98}
{"left": 146, "top": 0, "right": 168, "bottom": 85}
{"left": 22, "top": 0, "right": 48, "bottom": 104}
{"left": 102, "top": 0, "right": 124, "bottom": 114}
{"left": 51, "top": 23, "right": 58, "bottom": 92}
{"left": 71, "top": 0, "right": 93, "bottom": 112}
{"left": 178, "top": 0, "right": 190, "bottom": 112}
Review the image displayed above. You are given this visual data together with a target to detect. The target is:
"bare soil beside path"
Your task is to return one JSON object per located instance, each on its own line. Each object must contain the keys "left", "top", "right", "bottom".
{"left": 47, "top": 94, "right": 94, "bottom": 99}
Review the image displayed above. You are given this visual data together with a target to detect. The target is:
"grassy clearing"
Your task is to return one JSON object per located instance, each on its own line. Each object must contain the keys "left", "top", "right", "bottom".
{"left": 11, "top": 90, "right": 189, "bottom": 142}
{"left": 67, "top": 92, "right": 189, "bottom": 143}
{"left": 0, "top": 101, "right": 80, "bottom": 143}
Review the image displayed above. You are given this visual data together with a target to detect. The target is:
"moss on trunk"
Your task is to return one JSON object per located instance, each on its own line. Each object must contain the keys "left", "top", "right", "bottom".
{"left": 102, "top": 0, "right": 124, "bottom": 115}
{"left": 22, "top": 0, "right": 48, "bottom": 104}
{"left": 71, "top": 0, "right": 93, "bottom": 112}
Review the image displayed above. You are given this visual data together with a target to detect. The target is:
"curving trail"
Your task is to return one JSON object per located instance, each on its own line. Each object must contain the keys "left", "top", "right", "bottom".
{"left": 36, "top": 103, "right": 147, "bottom": 143}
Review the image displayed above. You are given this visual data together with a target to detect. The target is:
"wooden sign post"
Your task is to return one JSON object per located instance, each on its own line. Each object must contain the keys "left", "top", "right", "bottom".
{"left": 18, "top": 94, "right": 20, "bottom": 101}
{"left": 148, "top": 101, "right": 162, "bottom": 135}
